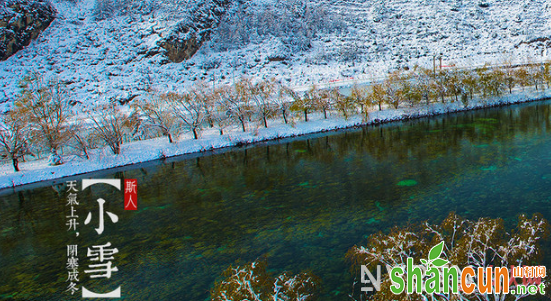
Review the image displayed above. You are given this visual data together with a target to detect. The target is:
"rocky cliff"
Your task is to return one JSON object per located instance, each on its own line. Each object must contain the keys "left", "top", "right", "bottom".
{"left": 159, "top": 0, "right": 230, "bottom": 63}
{"left": 0, "top": 0, "right": 56, "bottom": 61}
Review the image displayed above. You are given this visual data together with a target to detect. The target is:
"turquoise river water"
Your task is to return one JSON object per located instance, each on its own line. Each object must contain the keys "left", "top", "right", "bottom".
{"left": 2, "top": 100, "right": 551, "bottom": 300}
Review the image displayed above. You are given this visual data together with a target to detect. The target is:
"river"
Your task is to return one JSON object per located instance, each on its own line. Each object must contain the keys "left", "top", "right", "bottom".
{"left": 2, "top": 100, "right": 551, "bottom": 300}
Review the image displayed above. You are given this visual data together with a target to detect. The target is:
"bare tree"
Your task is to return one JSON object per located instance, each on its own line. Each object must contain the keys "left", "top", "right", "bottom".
{"left": 290, "top": 86, "right": 317, "bottom": 122}
{"left": 208, "top": 87, "right": 232, "bottom": 135}
{"left": 460, "top": 69, "right": 478, "bottom": 102}
{"left": 331, "top": 88, "right": 355, "bottom": 119}
{"left": 168, "top": 91, "right": 205, "bottom": 140}
{"left": 133, "top": 93, "right": 181, "bottom": 143}
{"left": 194, "top": 81, "right": 216, "bottom": 128}
{"left": 350, "top": 83, "right": 369, "bottom": 120}
{"left": 514, "top": 67, "right": 530, "bottom": 91}
{"left": 229, "top": 78, "right": 254, "bottom": 132}
{"left": 414, "top": 67, "right": 436, "bottom": 106}
{"left": 501, "top": 59, "right": 517, "bottom": 94}
{"left": 383, "top": 71, "right": 405, "bottom": 109}
{"left": 89, "top": 104, "right": 135, "bottom": 155}
{"left": 276, "top": 85, "right": 294, "bottom": 124}
{"left": 370, "top": 83, "right": 386, "bottom": 111}
{"left": 543, "top": 61, "right": 551, "bottom": 89}
{"left": 314, "top": 87, "right": 332, "bottom": 119}
{"left": 445, "top": 68, "right": 463, "bottom": 103}
{"left": 15, "top": 73, "right": 74, "bottom": 165}
{"left": 72, "top": 132, "right": 92, "bottom": 160}
{"left": 0, "top": 112, "right": 32, "bottom": 172}
{"left": 251, "top": 78, "right": 277, "bottom": 128}
{"left": 66, "top": 117, "right": 95, "bottom": 160}
{"left": 434, "top": 69, "right": 449, "bottom": 103}
{"left": 528, "top": 64, "right": 545, "bottom": 91}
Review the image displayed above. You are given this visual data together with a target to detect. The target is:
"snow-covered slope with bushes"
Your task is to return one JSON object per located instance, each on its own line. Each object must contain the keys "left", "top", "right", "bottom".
{"left": 0, "top": 0, "right": 550, "bottom": 110}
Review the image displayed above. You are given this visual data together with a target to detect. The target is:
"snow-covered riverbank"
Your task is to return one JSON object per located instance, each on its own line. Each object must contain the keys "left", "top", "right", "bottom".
{"left": 1, "top": 88, "right": 550, "bottom": 190}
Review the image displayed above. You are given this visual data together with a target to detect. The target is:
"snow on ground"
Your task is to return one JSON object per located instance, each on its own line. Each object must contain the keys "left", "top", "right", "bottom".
{"left": 1, "top": 0, "right": 551, "bottom": 110}
{"left": 1, "top": 87, "right": 549, "bottom": 190}
{"left": 2, "top": 0, "right": 551, "bottom": 188}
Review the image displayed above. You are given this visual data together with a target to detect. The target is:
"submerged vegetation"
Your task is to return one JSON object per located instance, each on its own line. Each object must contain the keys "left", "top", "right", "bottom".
{"left": 211, "top": 258, "right": 319, "bottom": 301}
{"left": 1, "top": 61, "right": 551, "bottom": 171}
{"left": 209, "top": 213, "right": 550, "bottom": 300}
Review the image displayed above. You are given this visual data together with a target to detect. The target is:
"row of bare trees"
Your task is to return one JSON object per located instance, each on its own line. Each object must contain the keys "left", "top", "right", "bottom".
{"left": 2, "top": 62, "right": 551, "bottom": 172}
{"left": 366, "top": 62, "right": 551, "bottom": 111}
{"left": 0, "top": 73, "right": 139, "bottom": 171}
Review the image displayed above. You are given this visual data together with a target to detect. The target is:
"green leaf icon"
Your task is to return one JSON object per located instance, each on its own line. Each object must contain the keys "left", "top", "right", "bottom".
{"left": 429, "top": 242, "right": 444, "bottom": 261}
{"left": 420, "top": 259, "right": 427, "bottom": 265}
{"left": 432, "top": 259, "right": 448, "bottom": 267}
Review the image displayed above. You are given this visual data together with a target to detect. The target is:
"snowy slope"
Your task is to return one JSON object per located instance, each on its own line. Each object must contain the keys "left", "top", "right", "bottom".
{"left": 1, "top": 0, "right": 551, "bottom": 110}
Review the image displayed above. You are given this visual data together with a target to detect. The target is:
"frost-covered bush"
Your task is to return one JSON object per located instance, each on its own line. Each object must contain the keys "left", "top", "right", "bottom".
{"left": 211, "top": 0, "right": 344, "bottom": 52}
{"left": 92, "top": 0, "right": 159, "bottom": 20}
{"left": 211, "top": 258, "right": 319, "bottom": 301}
{"left": 347, "top": 213, "right": 550, "bottom": 301}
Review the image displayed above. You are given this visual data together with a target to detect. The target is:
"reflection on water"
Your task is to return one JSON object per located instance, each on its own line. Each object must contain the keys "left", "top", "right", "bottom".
{"left": 2, "top": 101, "right": 551, "bottom": 300}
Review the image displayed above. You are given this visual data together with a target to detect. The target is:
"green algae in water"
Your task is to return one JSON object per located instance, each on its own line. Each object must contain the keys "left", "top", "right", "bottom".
{"left": 480, "top": 166, "right": 497, "bottom": 171}
{"left": 475, "top": 144, "right": 489, "bottom": 148}
{"left": 375, "top": 201, "right": 386, "bottom": 212}
{"left": 397, "top": 179, "right": 418, "bottom": 187}
{"left": 477, "top": 118, "right": 500, "bottom": 123}
{"left": 366, "top": 218, "right": 379, "bottom": 224}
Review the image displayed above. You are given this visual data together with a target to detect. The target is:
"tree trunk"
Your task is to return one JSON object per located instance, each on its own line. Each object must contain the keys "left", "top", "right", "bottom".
{"left": 12, "top": 157, "right": 19, "bottom": 172}
{"left": 282, "top": 110, "right": 288, "bottom": 124}
{"left": 192, "top": 128, "right": 199, "bottom": 139}
{"left": 240, "top": 118, "right": 246, "bottom": 132}
{"left": 167, "top": 133, "right": 173, "bottom": 143}
{"left": 114, "top": 144, "right": 121, "bottom": 155}
{"left": 263, "top": 114, "right": 268, "bottom": 128}
{"left": 304, "top": 109, "right": 308, "bottom": 122}
{"left": 323, "top": 109, "right": 327, "bottom": 119}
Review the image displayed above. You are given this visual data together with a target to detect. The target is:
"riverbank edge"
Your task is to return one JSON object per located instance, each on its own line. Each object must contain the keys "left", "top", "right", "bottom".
{"left": 1, "top": 88, "right": 550, "bottom": 191}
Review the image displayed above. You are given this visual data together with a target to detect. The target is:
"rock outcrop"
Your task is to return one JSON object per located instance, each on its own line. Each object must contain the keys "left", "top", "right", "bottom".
{"left": 159, "top": 0, "right": 230, "bottom": 63}
{"left": 0, "top": 0, "right": 56, "bottom": 61}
